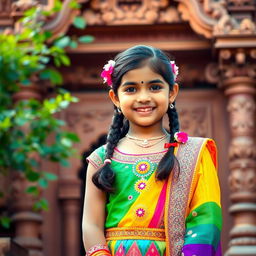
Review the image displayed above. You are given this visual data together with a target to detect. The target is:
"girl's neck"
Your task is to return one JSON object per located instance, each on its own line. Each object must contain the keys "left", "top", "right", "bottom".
{"left": 127, "top": 124, "right": 167, "bottom": 139}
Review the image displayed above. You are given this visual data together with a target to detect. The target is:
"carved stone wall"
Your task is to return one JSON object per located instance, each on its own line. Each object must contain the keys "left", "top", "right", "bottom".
{"left": 83, "top": 0, "right": 181, "bottom": 25}
{"left": 217, "top": 45, "right": 256, "bottom": 255}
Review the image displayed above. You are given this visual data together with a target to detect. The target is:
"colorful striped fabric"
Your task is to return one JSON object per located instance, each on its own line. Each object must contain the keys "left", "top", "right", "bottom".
{"left": 181, "top": 141, "right": 222, "bottom": 256}
{"left": 87, "top": 138, "right": 222, "bottom": 256}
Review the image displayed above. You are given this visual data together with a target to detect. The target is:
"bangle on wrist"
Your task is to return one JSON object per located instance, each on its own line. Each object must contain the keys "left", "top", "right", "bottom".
{"left": 86, "top": 244, "right": 110, "bottom": 256}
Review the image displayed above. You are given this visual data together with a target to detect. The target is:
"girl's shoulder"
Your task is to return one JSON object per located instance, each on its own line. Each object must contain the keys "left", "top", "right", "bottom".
{"left": 86, "top": 144, "right": 106, "bottom": 169}
{"left": 182, "top": 136, "right": 217, "bottom": 166}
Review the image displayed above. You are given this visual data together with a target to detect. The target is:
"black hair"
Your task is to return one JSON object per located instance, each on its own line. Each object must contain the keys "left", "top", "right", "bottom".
{"left": 92, "top": 45, "right": 180, "bottom": 192}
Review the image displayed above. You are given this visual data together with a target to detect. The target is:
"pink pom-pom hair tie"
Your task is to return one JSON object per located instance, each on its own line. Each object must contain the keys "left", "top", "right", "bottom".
{"left": 174, "top": 132, "right": 188, "bottom": 144}
{"left": 170, "top": 61, "right": 179, "bottom": 81}
{"left": 101, "top": 60, "right": 115, "bottom": 87}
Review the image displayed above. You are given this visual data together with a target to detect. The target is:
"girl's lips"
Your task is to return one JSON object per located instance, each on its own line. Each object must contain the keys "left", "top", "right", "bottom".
{"left": 134, "top": 107, "right": 155, "bottom": 113}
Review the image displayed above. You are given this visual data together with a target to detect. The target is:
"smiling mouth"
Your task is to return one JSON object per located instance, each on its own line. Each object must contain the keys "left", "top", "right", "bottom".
{"left": 134, "top": 107, "right": 155, "bottom": 113}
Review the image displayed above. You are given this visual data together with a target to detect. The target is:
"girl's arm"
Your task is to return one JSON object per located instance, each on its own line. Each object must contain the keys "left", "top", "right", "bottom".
{"left": 182, "top": 142, "right": 222, "bottom": 256}
{"left": 82, "top": 163, "right": 107, "bottom": 251}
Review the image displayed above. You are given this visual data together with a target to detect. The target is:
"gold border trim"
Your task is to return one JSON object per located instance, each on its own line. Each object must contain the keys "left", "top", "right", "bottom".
{"left": 105, "top": 227, "right": 165, "bottom": 241}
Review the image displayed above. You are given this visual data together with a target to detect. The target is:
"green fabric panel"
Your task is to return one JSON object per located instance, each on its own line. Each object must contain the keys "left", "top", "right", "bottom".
{"left": 183, "top": 224, "right": 221, "bottom": 250}
{"left": 105, "top": 160, "right": 153, "bottom": 228}
{"left": 93, "top": 146, "right": 157, "bottom": 228}
{"left": 186, "top": 202, "right": 222, "bottom": 231}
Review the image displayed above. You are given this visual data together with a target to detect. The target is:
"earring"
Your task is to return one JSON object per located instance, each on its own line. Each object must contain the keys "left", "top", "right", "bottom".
{"left": 117, "top": 108, "right": 122, "bottom": 114}
{"left": 169, "top": 103, "right": 174, "bottom": 109}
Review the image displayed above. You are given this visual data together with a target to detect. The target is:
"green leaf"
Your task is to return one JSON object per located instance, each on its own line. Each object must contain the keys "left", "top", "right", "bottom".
{"left": 54, "top": 36, "right": 71, "bottom": 48}
{"left": 26, "top": 186, "right": 39, "bottom": 196}
{"left": 0, "top": 216, "right": 11, "bottom": 229}
{"left": 26, "top": 171, "right": 40, "bottom": 182}
{"left": 40, "top": 69, "right": 63, "bottom": 85}
{"left": 59, "top": 100, "right": 69, "bottom": 108}
{"left": 78, "top": 35, "right": 94, "bottom": 43}
{"left": 43, "top": 31, "right": 53, "bottom": 40}
{"left": 0, "top": 117, "right": 12, "bottom": 129}
{"left": 15, "top": 117, "right": 28, "bottom": 126}
{"left": 14, "top": 152, "right": 26, "bottom": 164}
{"left": 65, "top": 132, "right": 80, "bottom": 142}
{"left": 61, "top": 137, "right": 72, "bottom": 147}
{"left": 38, "top": 178, "right": 48, "bottom": 188}
{"left": 73, "top": 16, "right": 86, "bottom": 29}
{"left": 43, "top": 172, "right": 58, "bottom": 181}
{"left": 33, "top": 198, "right": 49, "bottom": 211}
{"left": 20, "top": 79, "right": 31, "bottom": 85}
{"left": 69, "top": 40, "right": 78, "bottom": 49}
{"left": 59, "top": 55, "right": 71, "bottom": 66}
{"left": 69, "top": 0, "right": 81, "bottom": 9}
{"left": 60, "top": 158, "right": 70, "bottom": 167}
{"left": 53, "top": 0, "right": 62, "bottom": 12}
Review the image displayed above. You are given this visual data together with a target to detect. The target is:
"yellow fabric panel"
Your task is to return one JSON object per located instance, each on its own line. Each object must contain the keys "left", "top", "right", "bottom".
{"left": 118, "top": 171, "right": 164, "bottom": 227}
{"left": 187, "top": 140, "right": 221, "bottom": 215}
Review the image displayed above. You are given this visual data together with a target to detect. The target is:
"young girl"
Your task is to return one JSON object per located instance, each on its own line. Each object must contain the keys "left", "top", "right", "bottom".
{"left": 82, "top": 45, "right": 222, "bottom": 256}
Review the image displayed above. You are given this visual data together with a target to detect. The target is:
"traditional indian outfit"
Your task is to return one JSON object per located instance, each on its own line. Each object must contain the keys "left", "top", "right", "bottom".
{"left": 87, "top": 137, "right": 222, "bottom": 256}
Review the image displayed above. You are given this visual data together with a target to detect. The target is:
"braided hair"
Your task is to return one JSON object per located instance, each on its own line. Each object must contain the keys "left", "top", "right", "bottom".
{"left": 92, "top": 45, "right": 180, "bottom": 192}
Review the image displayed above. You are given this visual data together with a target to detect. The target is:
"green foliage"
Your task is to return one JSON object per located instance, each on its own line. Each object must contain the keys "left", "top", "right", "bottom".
{"left": 0, "top": 1, "right": 93, "bottom": 220}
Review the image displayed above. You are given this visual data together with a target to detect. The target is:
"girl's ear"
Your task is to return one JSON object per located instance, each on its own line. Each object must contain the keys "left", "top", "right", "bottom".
{"left": 169, "top": 83, "right": 179, "bottom": 103}
{"left": 109, "top": 89, "right": 120, "bottom": 108}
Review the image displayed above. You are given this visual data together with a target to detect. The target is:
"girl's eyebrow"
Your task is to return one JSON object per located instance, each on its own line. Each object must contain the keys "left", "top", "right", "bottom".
{"left": 121, "top": 81, "right": 137, "bottom": 87}
{"left": 121, "top": 79, "right": 164, "bottom": 87}
{"left": 148, "top": 79, "right": 164, "bottom": 84}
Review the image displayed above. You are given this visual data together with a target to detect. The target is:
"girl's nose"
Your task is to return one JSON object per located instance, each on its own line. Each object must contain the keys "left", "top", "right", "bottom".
{"left": 137, "top": 90, "right": 151, "bottom": 102}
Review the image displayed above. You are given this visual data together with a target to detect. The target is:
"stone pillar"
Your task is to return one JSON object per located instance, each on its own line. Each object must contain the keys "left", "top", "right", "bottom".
{"left": 9, "top": 84, "right": 45, "bottom": 256}
{"left": 58, "top": 179, "right": 81, "bottom": 256}
{"left": 219, "top": 49, "right": 256, "bottom": 255}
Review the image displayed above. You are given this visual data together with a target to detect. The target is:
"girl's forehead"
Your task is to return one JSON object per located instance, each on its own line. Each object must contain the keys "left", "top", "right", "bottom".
{"left": 121, "top": 65, "right": 163, "bottom": 81}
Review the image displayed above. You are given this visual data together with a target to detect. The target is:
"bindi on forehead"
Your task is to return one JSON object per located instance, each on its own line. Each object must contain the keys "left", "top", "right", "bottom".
{"left": 141, "top": 81, "right": 144, "bottom": 84}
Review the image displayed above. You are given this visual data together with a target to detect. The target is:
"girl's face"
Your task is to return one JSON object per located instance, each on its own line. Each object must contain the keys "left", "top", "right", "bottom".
{"left": 109, "top": 65, "right": 179, "bottom": 131}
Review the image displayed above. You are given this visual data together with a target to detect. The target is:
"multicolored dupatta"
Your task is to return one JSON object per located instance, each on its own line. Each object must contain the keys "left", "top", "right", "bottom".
{"left": 165, "top": 137, "right": 222, "bottom": 256}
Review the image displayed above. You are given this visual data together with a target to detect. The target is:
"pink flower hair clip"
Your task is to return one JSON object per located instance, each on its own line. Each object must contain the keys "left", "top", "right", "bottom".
{"left": 170, "top": 61, "right": 179, "bottom": 81}
{"left": 174, "top": 132, "right": 188, "bottom": 144}
{"left": 101, "top": 60, "right": 115, "bottom": 87}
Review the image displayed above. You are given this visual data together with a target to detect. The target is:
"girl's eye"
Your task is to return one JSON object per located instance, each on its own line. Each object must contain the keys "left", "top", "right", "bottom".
{"left": 124, "top": 87, "right": 136, "bottom": 93}
{"left": 150, "top": 84, "right": 162, "bottom": 91}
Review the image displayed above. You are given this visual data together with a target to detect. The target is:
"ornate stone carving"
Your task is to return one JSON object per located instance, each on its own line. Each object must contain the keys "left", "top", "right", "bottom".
{"left": 227, "top": 0, "right": 255, "bottom": 7}
{"left": 0, "top": 0, "right": 11, "bottom": 13}
{"left": 178, "top": 106, "right": 210, "bottom": 137}
{"left": 205, "top": 62, "right": 219, "bottom": 84}
{"left": 83, "top": 0, "right": 181, "bottom": 25}
{"left": 214, "top": 17, "right": 256, "bottom": 35}
{"left": 12, "top": 0, "right": 38, "bottom": 13}
{"left": 0, "top": 0, "right": 12, "bottom": 28}
{"left": 219, "top": 49, "right": 256, "bottom": 82}
{"left": 213, "top": 14, "right": 239, "bottom": 35}
{"left": 228, "top": 162, "right": 256, "bottom": 194}
{"left": 177, "top": 0, "right": 228, "bottom": 38}
{"left": 219, "top": 52, "right": 256, "bottom": 254}
{"left": 227, "top": 95, "right": 255, "bottom": 136}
